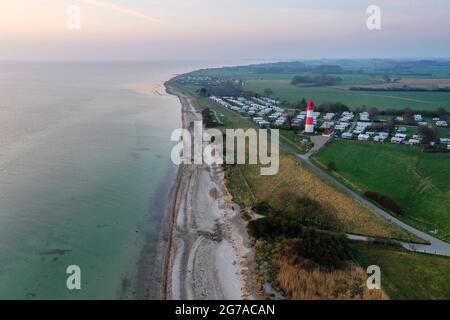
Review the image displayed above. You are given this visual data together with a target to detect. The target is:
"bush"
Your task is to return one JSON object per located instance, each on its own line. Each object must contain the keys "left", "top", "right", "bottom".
{"left": 291, "top": 75, "right": 342, "bottom": 87}
{"left": 275, "top": 230, "right": 349, "bottom": 269}
{"left": 253, "top": 201, "right": 271, "bottom": 215}
{"left": 201, "top": 108, "right": 215, "bottom": 128}
{"left": 248, "top": 215, "right": 304, "bottom": 240}
{"left": 364, "top": 191, "right": 403, "bottom": 215}
{"left": 326, "top": 161, "right": 336, "bottom": 171}
{"left": 317, "top": 102, "right": 349, "bottom": 113}
{"left": 248, "top": 196, "right": 342, "bottom": 240}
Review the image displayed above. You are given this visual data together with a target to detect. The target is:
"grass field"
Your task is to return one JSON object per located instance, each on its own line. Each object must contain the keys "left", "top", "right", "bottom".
{"left": 350, "top": 243, "right": 450, "bottom": 299}
{"left": 314, "top": 140, "right": 450, "bottom": 241}
{"left": 244, "top": 79, "right": 450, "bottom": 111}
{"left": 226, "top": 155, "right": 418, "bottom": 242}
{"left": 190, "top": 67, "right": 450, "bottom": 111}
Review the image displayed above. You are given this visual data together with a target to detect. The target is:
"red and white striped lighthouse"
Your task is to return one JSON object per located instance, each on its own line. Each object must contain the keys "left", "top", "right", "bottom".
{"left": 305, "top": 99, "right": 315, "bottom": 134}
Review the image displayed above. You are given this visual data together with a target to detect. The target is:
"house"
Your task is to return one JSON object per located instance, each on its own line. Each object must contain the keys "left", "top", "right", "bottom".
{"left": 342, "top": 132, "right": 353, "bottom": 139}
{"left": 397, "top": 127, "right": 407, "bottom": 133}
{"left": 374, "top": 135, "right": 386, "bottom": 143}
{"left": 440, "top": 138, "right": 450, "bottom": 144}
{"left": 320, "top": 121, "right": 335, "bottom": 129}
{"left": 269, "top": 113, "right": 281, "bottom": 121}
{"left": 408, "top": 139, "right": 420, "bottom": 145}
{"left": 275, "top": 118, "right": 286, "bottom": 126}
{"left": 391, "top": 137, "right": 403, "bottom": 144}
{"left": 256, "top": 120, "right": 270, "bottom": 128}
{"left": 359, "top": 112, "right": 370, "bottom": 122}
{"left": 376, "top": 132, "right": 388, "bottom": 139}
{"left": 342, "top": 111, "right": 354, "bottom": 120}
{"left": 395, "top": 133, "right": 407, "bottom": 140}
{"left": 358, "top": 134, "right": 370, "bottom": 141}
{"left": 396, "top": 116, "right": 404, "bottom": 122}
{"left": 436, "top": 121, "right": 448, "bottom": 127}
{"left": 414, "top": 114, "right": 423, "bottom": 122}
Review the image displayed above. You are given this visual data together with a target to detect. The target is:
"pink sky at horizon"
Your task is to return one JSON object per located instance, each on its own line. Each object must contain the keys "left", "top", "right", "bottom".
{"left": 1, "top": 0, "right": 450, "bottom": 61}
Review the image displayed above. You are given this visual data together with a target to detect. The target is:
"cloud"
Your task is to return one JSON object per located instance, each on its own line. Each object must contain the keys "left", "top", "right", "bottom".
{"left": 77, "top": 0, "right": 165, "bottom": 24}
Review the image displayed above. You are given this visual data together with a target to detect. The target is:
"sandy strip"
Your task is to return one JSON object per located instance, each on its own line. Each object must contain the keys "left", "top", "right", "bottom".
{"left": 160, "top": 82, "right": 256, "bottom": 300}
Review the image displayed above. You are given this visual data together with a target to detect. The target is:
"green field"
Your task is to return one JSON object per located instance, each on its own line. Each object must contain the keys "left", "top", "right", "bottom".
{"left": 314, "top": 140, "right": 450, "bottom": 241}
{"left": 190, "top": 65, "right": 450, "bottom": 111}
{"left": 243, "top": 79, "right": 450, "bottom": 111}
{"left": 351, "top": 243, "right": 450, "bottom": 299}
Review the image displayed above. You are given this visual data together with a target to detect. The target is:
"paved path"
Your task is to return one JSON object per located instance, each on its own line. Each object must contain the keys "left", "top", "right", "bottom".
{"left": 297, "top": 152, "right": 450, "bottom": 257}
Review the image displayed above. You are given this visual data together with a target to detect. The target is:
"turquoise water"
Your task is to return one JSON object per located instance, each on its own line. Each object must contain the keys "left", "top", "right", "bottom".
{"left": 0, "top": 61, "right": 190, "bottom": 299}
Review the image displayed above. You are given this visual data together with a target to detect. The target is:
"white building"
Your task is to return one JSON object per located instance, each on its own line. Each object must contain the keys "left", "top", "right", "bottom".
{"left": 342, "top": 132, "right": 353, "bottom": 139}
{"left": 395, "top": 133, "right": 407, "bottom": 140}
{"left": 391, "top": 137, "right": 403, "bottom": 144}
{"left": 374, "top": 135, "right": 386, "bottom": 143}
{"left": 358, "top": 134, "right": 370, "bottom": 141}
{"left": 359, "top": 112, "right": 370, "bottom": 122}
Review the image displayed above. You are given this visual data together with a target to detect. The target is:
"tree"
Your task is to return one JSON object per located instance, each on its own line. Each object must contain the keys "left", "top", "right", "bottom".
{"left": 418, "top": 125, "right": 437, "bottom": 145}
{"left": 403, "top": 112, "right": 414, "bottom": 125}
{"left": 198, "top": 87, "right": 209, "bottom": 97}
{"left": 368, "top": 107, "right": 380, "bottom": 117}
{"left": 436, "top": 107, "right": 447, "bottom": 116}
{"left": 299, "top": 98, "right": 307, "bottom": 109}
{"left": 242, "top": 90, "right": 256, "bottom": 99}
{"left": 263, "top": 88, "right": 274, "bottom": 97}
{"left": 283, "top": 113, "right": 294, "bottom": 130}
{"left": 317, "top": 102, "right": 349, "bottom": 113}
{"left": 201, "top": 108, "right": 215, "bottom": 128}
{"left": 326, "top": 161, "right": 337, "bottom": 171}
{"left": 386, "top": 117, "right": 396, "bottom": 134}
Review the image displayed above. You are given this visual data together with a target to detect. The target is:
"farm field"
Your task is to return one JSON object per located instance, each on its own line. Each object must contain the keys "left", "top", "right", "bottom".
{"left": 226, "top": 155, "right": 418, "bottom": 242}
{"left": 243, "top": 79, "right": 450, "bottom": 111}
{"left": 350, "top": 243, "right": 450, "bottom": 300}
{"left": 314, "top": 140, "right": 450, "bottom": 241}
{"left": 190, "top": 65, "right": 450, "bottom": 111}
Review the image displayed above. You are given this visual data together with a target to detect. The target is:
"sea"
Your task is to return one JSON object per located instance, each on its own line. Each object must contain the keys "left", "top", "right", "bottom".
{"left": 0, "top": 60, "right": 219, "bottom": 299}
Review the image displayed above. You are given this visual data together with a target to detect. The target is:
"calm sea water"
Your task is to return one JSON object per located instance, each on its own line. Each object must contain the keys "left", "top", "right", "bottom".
{"left": 0, "top": 61, "right": 202, "bottom": 299}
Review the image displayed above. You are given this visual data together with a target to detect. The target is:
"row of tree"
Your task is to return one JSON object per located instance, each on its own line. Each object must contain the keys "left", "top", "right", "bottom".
{"left": 291, "top": 75, "right": 343, "bottom": 87}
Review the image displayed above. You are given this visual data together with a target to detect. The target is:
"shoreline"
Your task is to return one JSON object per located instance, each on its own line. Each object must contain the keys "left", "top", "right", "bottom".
{"left": 160, "top": 80, "right": 256, "bottom": 300}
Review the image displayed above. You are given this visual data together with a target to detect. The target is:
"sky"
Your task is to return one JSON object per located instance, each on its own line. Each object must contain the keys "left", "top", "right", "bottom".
{"left": 1, "top": 0, "right": 450, "bottom": 61}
